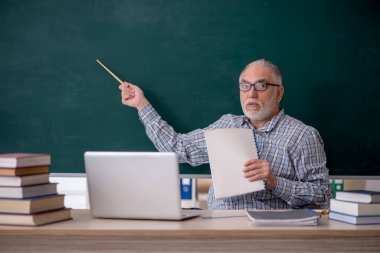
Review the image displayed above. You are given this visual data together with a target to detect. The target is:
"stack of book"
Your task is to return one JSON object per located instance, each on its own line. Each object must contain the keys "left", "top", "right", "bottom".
{"left": 329, "top": 190, "right": 380, "bottom": 225}
{"left": 0, "top": 153, "right": 72, "bottom": 226}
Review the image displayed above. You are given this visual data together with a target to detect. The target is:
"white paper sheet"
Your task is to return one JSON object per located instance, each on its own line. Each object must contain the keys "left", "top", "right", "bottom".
{"left": 205, "top": 128, "right": 265, "bottom": 199}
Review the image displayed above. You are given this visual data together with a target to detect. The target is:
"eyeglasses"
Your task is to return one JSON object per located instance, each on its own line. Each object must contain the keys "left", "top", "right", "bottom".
{"left": 239, "top": 81, "right": 280, "bottom": 92}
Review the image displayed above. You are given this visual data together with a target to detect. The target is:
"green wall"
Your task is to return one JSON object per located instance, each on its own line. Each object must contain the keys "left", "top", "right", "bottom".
{"left": 1, "top": 0, "right": 379, "bottom": 175}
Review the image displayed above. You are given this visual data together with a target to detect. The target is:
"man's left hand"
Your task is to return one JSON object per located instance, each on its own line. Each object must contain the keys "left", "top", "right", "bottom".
{"left": 243, "top": 159, "right": 277, "bottom": 190}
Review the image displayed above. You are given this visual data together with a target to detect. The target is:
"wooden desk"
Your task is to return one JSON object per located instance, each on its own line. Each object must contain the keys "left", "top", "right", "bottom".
{"left": 1, "top": 210, "right": 379, "bottom": 253}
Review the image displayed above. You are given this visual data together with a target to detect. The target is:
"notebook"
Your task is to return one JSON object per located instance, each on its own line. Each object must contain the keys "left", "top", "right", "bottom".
{"left": 246, "top": 209, "right": 321, "bottom": 226}
{"left": 84, "top": 152, "right": 200, "bottom": 220}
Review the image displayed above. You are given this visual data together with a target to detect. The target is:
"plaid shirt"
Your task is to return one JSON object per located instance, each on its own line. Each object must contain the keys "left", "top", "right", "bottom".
{"left": 138, "top": 103, "right": 333, "bottom": 210}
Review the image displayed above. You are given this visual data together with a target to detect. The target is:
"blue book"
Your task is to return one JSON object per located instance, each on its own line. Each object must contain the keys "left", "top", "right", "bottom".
{"left": 329, "top": 211, "right": 380, "bottom": 225}
{"left": 335, "top": 190, "right": 380, "bottom": 203}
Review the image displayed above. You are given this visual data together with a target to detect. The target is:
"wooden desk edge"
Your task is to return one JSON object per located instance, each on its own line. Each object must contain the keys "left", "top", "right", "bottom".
{"left": 1, "top": 229, "right": 380, "bottom": 238}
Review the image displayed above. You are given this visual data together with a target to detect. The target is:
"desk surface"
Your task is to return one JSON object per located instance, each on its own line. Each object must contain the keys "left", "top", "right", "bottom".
{"left": 1, "top": 210, "right": 380, "bottom": 252}
{"left": 1, "top": 209, "right": 380, "bottom": 235}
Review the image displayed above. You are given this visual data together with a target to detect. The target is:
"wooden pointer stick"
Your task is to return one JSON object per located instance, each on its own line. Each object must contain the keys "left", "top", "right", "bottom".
{"left": 96, "top": 59, "right": 124, "bottom": 84}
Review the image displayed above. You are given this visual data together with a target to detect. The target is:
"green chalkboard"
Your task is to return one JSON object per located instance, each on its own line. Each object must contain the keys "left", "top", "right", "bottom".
{"left": 1, "top": 0, "right": 379, "bottom": 176}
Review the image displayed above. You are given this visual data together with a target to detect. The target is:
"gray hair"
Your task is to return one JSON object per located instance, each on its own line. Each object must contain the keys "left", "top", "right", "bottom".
{"left": 240, "top": 59, "right": 283, "bottom": 85}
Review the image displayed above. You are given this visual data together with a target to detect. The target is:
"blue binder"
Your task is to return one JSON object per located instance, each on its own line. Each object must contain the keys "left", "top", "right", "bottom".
{"left": 180, "top": 178, "right": 192, "bottom": 200}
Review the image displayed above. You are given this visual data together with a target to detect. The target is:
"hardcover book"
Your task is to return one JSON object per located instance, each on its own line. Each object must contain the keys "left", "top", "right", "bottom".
{"left": 0, "top": 208, "right": 72, "bottom": 226}
{"left": 335, "top": 190, "right": 380, "bottom": 204}
{"left": 330, "top": 199, "right": 380, "bottom": 216}
{"left": 0, "top": 173, "right": 50, "bottom": 187}
{"left": 0, "top": 166, "right": 49, "bottom": 176}
{"left": 0, "top": 194, "right": 65, "bottom": 214}
{"left": 0, "top": 153, "right": 51, "bottom": 168}
{"left": 0, "top": 183, "right": 58, "bottom": 199}
{"left": 329, "top": 211, "right": 380, "bottom": 225}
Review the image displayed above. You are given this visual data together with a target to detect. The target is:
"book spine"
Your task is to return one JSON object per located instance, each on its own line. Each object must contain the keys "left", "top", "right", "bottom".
{"left": 180, "top": 178, "right": 192, "bottom": 200}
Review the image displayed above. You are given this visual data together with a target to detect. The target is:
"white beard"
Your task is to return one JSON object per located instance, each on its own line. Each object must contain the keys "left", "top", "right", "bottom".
{"left": 242, "top": 93, "right": 278, "bottom": 122}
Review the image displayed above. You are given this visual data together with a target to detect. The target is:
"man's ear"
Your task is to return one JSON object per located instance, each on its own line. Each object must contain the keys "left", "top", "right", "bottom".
{"left": 277, "top": 85, "right": 284, "bottom": 103}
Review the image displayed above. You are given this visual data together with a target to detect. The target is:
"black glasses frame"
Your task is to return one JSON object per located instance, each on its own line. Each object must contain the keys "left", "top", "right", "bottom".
{"left": 239, "top": 82, "right": 280, "bottom": 92}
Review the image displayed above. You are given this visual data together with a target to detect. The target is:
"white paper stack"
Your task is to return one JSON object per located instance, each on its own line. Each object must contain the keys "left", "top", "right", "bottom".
{"left": 205, "top": 128, "right": 265, "bottom": 199}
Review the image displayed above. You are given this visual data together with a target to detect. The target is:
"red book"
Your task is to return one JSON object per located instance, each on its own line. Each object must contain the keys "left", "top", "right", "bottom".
{"left": 0, "top": 153, "right": 51, "bottom": 168}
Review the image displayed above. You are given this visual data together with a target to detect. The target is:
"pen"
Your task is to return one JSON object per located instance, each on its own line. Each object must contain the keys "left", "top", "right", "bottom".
{"left": 314, "top": 209, "right": 329, "bottom": 215}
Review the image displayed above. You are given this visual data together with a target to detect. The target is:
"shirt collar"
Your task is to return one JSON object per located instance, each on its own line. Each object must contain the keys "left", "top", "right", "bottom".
{"left": 241, "top": 109, "right": 285, "bottom": 132}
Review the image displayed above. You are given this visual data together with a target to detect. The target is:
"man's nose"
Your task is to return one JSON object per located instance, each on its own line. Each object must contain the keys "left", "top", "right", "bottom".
{"left": 248, "top": 86, "right": 258, "bottom": 98}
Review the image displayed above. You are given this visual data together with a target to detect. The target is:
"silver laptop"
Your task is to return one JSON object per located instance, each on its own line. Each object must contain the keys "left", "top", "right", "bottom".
{"left": 84, "top": 152, "right": 200, "bottom": 220}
